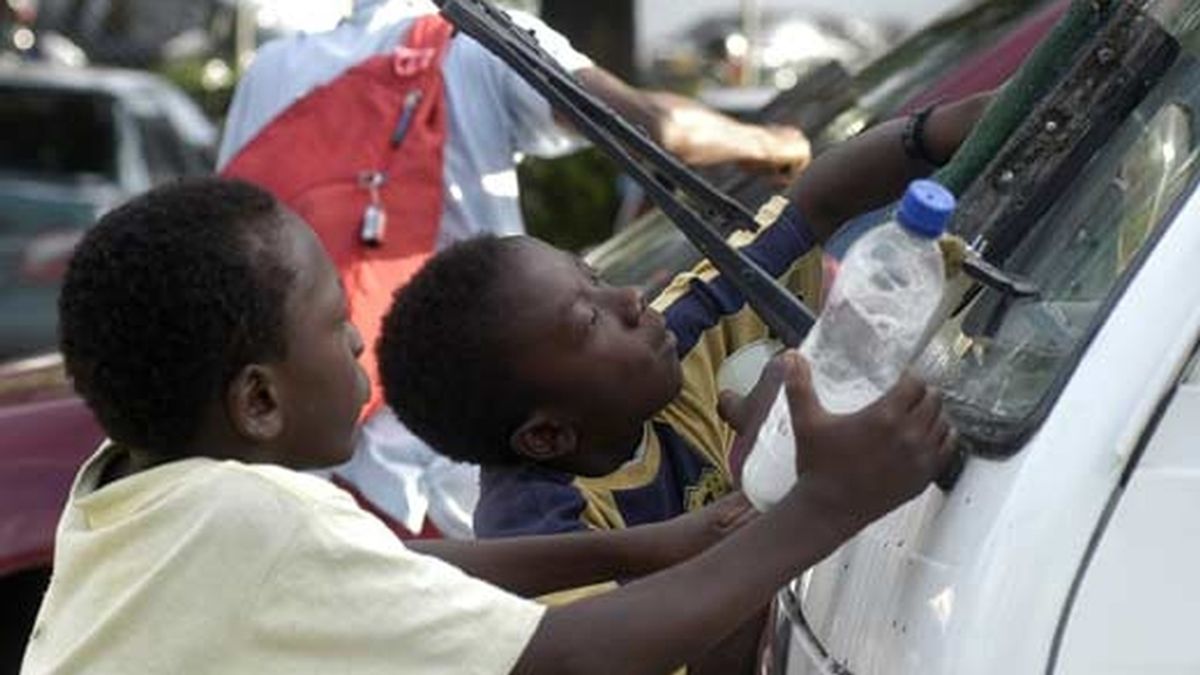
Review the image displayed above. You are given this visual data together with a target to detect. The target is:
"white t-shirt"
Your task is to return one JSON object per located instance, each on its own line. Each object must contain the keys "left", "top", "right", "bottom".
{"left": 21, "top": 445, "right": 545, "bottom": 674}
{"left": 217, "top": 0, "right": 593, "bottom": 248}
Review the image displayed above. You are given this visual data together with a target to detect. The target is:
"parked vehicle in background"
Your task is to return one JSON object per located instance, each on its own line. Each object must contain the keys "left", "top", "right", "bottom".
{"left": 0, "top": 353, "right": 101, "bottom": 672}
{"left": 648, "top": 9, "right": 901, "bottom": 108}
{"left": 0, "top": 63, "right": 215, "bottom": 361}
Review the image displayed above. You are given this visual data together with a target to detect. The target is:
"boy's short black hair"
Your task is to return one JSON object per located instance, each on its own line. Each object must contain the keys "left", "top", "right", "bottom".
{"left": 59, "top": 178, "right": 293, "bottom": 455}
{"left": 378, "top": 235, "right": 531, "bottom": 467}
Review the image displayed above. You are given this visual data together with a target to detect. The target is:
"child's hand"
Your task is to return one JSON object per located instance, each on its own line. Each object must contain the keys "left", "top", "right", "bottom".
{"left": 780, "top": 352, "right": 957, "bottom": 528}
{"left": 642, "top": 492, "right": 758, "bottom": 570}
{"left": 718, "top": 354, "right": 790, "bottom": 483}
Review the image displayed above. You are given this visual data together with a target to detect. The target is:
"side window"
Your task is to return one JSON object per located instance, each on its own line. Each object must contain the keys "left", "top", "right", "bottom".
{"left": 0, "top": 88, "right": 118, "bottom": 182}
{"left": 1022, "top": 101, "right": 1194, "bottom": 305}
{"left": 134, "top": 113, "right": 193, "bottom": 185}
{"left": 1112, "top": 104, "right": 1193, "bottom": 277}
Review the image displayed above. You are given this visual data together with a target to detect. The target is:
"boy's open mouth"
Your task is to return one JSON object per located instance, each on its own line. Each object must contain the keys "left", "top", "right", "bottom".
{"left": 646, "top": 311, "right": 677, "bottom": 356}
{"left": 658, "top": 327, "right": 677, "bottom": 355}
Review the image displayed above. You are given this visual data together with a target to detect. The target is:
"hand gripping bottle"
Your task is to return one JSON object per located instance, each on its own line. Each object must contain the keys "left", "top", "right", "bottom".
{"left": 741, "top": 180, "right": 955, "bottom": 511}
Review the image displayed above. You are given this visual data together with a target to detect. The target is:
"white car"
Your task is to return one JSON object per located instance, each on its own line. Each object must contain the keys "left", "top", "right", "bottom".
{"left": 778, "top": 4, "right": 1200, "bottom": 674}
{"left": 443, "top": 1, "right": 1195, "bottom": 670}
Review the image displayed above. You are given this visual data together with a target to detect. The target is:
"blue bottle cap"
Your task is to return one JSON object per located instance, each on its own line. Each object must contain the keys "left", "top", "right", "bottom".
{"left": 897, "top": 179, "right": 956, "bottom": 238}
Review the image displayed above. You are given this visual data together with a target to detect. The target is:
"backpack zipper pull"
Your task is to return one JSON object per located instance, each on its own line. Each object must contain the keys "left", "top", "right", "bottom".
{"left": 358, "top": 171, "right": 388, "bottom": 247}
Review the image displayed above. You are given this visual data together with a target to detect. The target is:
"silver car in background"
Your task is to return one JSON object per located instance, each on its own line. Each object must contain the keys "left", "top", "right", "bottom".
{"left": 0, "top": 63, "right": 215, "bottom": 360}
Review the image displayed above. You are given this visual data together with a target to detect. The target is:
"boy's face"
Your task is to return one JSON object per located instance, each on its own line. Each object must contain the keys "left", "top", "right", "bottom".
{"left": 501, "top": 239, "right": 683, "bottom": 440}
{"left": 269, "top": 211, "right": 370, "bottom": 469}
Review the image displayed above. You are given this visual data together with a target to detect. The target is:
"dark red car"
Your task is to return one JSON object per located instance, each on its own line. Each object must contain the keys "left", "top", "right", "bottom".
{"left": 0, "top": 355, "right": 103, "bottom": 668}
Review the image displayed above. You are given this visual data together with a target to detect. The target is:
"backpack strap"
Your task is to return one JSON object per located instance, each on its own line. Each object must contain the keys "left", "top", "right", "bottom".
{"left": 222, "top": 14, "right": 459, "bottom": 419}
{"left": 393, "top": 15, "right": 455, "bottom": 77}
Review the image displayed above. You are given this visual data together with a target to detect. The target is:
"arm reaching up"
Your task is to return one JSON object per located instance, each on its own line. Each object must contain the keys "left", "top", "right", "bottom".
{"left": 792, "top": 92, "right": 993, "bottom": 241}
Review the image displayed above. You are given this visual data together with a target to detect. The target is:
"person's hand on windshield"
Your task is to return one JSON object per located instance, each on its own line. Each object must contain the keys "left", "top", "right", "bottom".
{"left": 720, "top": 351, "right": 956, "bottom": 525}
{"left": 788, "top": 352, "right": 956, "bottom": 524}
{"left": 649, "top": 94, "right": 812, "bottom": 176}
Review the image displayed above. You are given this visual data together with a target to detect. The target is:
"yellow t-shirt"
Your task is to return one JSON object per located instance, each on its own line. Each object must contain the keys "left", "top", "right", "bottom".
{"left": 22, "top": 444, "right": 545, "bottom": 675}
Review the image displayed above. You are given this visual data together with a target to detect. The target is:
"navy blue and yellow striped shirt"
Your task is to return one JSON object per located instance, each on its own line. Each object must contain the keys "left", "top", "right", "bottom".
{"left": 476, "top": 209, "right": 819, "bottom": 537}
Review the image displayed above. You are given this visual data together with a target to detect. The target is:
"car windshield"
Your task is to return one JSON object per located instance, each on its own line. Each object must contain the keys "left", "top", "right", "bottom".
{"left": 0, "top": 87, "right": 118, "bottom": 182}
{"left": 589, "top": 0, "right": 1061, "bottom": 299}
{"left": 926, "top": 2, "right": 1200, "bottom": 453}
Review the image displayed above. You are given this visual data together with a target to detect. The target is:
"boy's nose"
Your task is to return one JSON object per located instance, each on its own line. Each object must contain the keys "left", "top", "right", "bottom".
{"left": 614, "top": 286, "right": 645, "bottom": 327}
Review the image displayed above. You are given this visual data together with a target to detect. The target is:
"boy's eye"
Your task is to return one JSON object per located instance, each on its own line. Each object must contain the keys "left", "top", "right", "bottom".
{"left": 589, "top": 306, "right": 601, "bottom": 326}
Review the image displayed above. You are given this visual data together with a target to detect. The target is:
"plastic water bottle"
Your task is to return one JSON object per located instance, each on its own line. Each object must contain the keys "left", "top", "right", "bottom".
{"left": 741, "top": 180, "right": 955, "bottom": 511}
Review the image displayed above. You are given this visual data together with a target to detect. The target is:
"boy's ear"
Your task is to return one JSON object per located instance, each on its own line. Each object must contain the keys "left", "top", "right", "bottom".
{"left": 226, "top": 365, "right": 285, "bottom": 443}
{"left": 511, "top": 411, "right": 577, "bottom": 462}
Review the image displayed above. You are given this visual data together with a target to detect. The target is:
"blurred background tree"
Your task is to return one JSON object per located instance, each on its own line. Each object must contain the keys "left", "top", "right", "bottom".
{"left": 543, "top": 0, "right": 635, "bottom": 80}
{"left": 520, "top": 0, "right": 634, "bottom": 252}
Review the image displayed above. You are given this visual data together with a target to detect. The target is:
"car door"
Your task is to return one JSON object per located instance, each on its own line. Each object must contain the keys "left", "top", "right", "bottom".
{"left": 1050, "top": 350, "right": 1200, "bottom": 673}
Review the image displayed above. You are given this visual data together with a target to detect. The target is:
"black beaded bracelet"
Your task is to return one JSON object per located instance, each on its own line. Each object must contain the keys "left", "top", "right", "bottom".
{"left": 902, "top": 104, "right": 940, "bottom": 166}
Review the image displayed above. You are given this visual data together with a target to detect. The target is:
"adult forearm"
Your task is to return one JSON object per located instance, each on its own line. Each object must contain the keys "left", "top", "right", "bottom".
{"left": 792, "top": 93, "right": 991, "bottom": 242}
{"left": 574, "top": 68, "right": 706, "bottom": 160}
{"left": 641, "top": 91, "right": 771, "bottom": 167}
{"left": 575, "top": 67, "right": 809, "bottom": 169}
{"left": 512, "top": 483, "right": 862, "bottom": 675}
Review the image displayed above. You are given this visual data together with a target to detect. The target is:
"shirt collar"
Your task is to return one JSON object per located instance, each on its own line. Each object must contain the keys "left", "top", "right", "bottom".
{"left": 351, "top": 0, "right": 436, "bottom": 24}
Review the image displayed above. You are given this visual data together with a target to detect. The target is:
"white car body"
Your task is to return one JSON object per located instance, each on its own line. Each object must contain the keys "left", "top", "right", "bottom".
{"left": 783, "top": 8, "right": 1200, "bottom": 673}
{"left": 787, "top": 192, "right": 1200, "bottom": 675}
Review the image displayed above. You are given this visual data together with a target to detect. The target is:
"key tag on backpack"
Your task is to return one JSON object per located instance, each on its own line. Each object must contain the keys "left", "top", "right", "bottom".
{"left": 359, "top": 171, "right": 388, "bottom": 247}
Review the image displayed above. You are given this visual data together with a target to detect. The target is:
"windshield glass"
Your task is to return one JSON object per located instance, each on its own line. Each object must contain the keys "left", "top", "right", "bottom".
{"left": 925, "top": 4, "right": 1200, "bottom": 453}
{"left": 589, "top": 0, "right": 1060, "bottom": 298}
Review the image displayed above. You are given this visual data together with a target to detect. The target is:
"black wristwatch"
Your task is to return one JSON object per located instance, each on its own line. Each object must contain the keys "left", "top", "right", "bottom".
{"left": 902, "top": 104, "right": 941, "bottom": 167}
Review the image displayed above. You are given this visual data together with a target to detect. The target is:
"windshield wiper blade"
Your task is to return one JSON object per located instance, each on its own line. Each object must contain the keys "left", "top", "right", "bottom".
{"left": 955, "top": 2, "right": 1179, "bottom": 348}
{"left": 436, "top": 0, "right": 817, "bottom": 346}
{"left": 961, "top": 256, "right": 1039, "bottom": 299}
